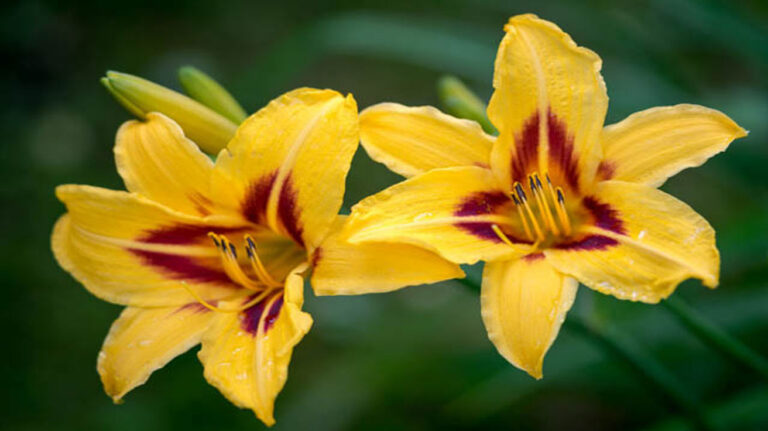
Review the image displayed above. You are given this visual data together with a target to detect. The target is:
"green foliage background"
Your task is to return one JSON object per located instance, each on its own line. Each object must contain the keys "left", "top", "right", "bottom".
{"left": 1, "top": 0, "right": 767, "bottom": 429}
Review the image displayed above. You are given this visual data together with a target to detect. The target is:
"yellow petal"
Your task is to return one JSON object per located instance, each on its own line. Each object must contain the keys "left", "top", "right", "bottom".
{"left": 115, "top": 113, "right": 215, "bottom": 216}
{"left": 359, "top": 103, "right": 494, "bottom": 177}
{"left": 481, "top": 256, "right": 577, "bottom": 378}
{"left": 599, "top": 104, "right": 747, "bottom": 187}
{"left": 487, "top": 14, "right": 607, "bottom": 192}
{"left": 98, "top": 304, "right": 216, "bottom": 402}
{"left": 198, "top": 269, "right": 312, "bottom": 426}
{"left": 311, "top": 216, "right": 465, "bottom": 295}
{"left": 344, "top": 166, "right": 532, "bottom": 264}
{"left": 53, "top": 185, "right": 245, "bottom": 307}
{"left": 545, "top": 180, "right": 719, "bottom": 303}
{"left": 212, "top": 88, "right": 359, "bottom": 251}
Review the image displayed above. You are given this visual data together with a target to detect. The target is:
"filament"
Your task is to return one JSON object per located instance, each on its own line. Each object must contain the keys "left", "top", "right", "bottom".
{"left": 491, "top": 224, "right": 516, "bottom": 247}
{"left": 181, "top": 282, "right": 278, "bottom": 313}
{"left": 245, "top": 235, "right": 282, "bottom": 287}
{"left": 510, "top": 172, "right": 573, "bottom": 241}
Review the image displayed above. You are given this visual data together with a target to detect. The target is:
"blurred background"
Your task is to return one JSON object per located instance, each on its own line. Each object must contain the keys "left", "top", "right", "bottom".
{"left": 2, "top": 0, "right": 768, "bottom": 429}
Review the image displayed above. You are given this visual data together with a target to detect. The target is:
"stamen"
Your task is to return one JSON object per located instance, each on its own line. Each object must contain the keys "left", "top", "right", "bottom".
{"left": 555, "top": 187, "right": 572, "bottom": 236}
{"left": 511, "top": 194, "right": 534, "bottom": 241}
{"left": 514, "top": 182, "right": 545, "bottom": 241}
{"left": 244, "top": 235, "right": 282, "bottom": 287}
{"left": 209, "top": 233, "right": 263, "bottom": 291}
{"left": 530, "top": 174, "right": 560, "bottom": 236}
{"left": 181, "top": 282, "right": 279, "bottom": 313}
{"left": 491, "top": 224, "right": 516, "bottom": 247}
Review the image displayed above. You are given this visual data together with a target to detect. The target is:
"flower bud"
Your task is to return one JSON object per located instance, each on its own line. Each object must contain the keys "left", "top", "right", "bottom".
{"left": 102, "top": 70, "right": 238, "bottom": 154}
{"left": 178, "top": 66, "right": 247, "bottom": 124}
{"left": 436, "top": 75, "right": 497, "bottom": 135}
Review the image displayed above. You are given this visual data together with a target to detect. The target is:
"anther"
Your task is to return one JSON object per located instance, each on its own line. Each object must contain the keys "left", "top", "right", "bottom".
{"left": 209, "top": 233, "right": 263, "bottom": 291}
{"left": 554, "top": 187, "right": 572, "bottom": 236}
{"left": 514, "top": 182, "right": 544, "bottom": 241}
{"left": 244, "top": 234, "right": 282, "bottom": 288}
{"left": 512, "top": 194, "right": 534, "bottom": 241}
{"left": 531, "top": 173, "right": 560, "bottom": 236}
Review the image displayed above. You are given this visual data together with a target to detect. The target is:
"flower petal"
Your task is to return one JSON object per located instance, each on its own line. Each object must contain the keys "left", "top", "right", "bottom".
{"left": 344, "top": 166, "right": 532, "bottom": 264}
{"left": 53, "top": 185, "right": 246, "bottom": 307}
{"left": 545, "top": 180, "right": 719, "bottom": 303}
{"left": 481, "top": 256, "right": 577, "bottom": 378}
{"left": 115, "top": 113, "right": 215, "bottom": 216}
{"left": 311, "top": 216, "right": 464, "bottom": 295}
{"left": 98, "top": 304, "right": 216, "bottom": 402}
{"left": 212, "top": 88, "right": 359, "bottom": 251}
{"left": 598, "top": 104, "right": 747, "bottom": 187}
{"left": 359, "top": 102, "right": 494, "bottom": 177}
{"left": 488, "top": 14, "right": 607, "bottom": 192}
{"left": 198, "top": 269, "right": 312, "bottom": 426}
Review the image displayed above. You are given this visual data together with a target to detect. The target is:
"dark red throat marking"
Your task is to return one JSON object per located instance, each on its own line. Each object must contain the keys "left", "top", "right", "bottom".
{"left": 510, "top": 109, "right": 581, "bottom": 192}
{"left": 277, "top": 175, "right": 304, "bottom": 247}
{"left": 547, "top": 110, "right": 580, "bottom": 191}
{"left": 454, "top": 191, "right": 530, "bottom": 244}
{"left": 241, "top": 171, "right": 305, "bottom": 247}
{"left": 243, "top": 171, "right": 278, "bottom": 225}
{"left": 582, "top": 196, "right": 625, "bottom": 235}
{"left": 511, "top": 112, "right": 540, "bottom": 185}
{"left": 129, "top": 249, "right": 236, "bottom": 286}
{"left": 241, "top": 294, "right": 284, "bottom": 335}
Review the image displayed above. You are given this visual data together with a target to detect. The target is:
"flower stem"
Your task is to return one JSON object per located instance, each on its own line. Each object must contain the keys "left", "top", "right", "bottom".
{"left": 663, "top": 295, "right": 768, "bottom": 382}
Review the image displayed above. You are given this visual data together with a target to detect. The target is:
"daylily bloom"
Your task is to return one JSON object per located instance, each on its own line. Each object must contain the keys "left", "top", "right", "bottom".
{"left": 339, "top": 15, "right": 746, "bottom": 378}
{"left": 52, "top": 88, "right": 461, "bottom": 425}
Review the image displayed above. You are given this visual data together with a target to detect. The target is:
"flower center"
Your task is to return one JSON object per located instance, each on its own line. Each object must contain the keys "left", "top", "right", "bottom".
{"left": 180, "top": 233, "right": 285, "bottom": 313}
{"left": 493, "top": 172, "right": 575, "bottom": 246}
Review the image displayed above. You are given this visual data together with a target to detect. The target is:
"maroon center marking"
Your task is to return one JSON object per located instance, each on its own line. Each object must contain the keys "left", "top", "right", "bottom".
{"left": 138, "top": 224, "right": 243, "bottom": 245}
{"left": 523, "top": 252, "right": 545, "bottom": 262}
{"left": 311, "top": 247, "right": 323, "bottom": 269}
{"left": 129, "top": 223, "right": 248, "bottom": 288}
{"left": 241, "top": 171, "right": 305, "bottom": 247}
{"left": 242, "top": 171, "right": 278, "bottom": 225}
{"left": 511, "top": 112, "right": 540, "bottom": 185}
{"left": 277, "top": 175, "right": 305, "bottom": 247}
{"left": 582, "top": 196, "right": 625, "bottom": 234}
{"left": 547, "top": 110, "right": 580, "bottom": 192}
{"left": 454, "top": 191, "right": 529, "bottom": 244}
{"left": 554, "top": 235, "right": 618, "bottom": 251}
{"left": 597, "top": 160, "right": 616, "bottom": 181}
{"left": 129, "top": 249, "right": 236, "bottom": 286}
{"left": 241, "top": 294, "right": 284, "bottom": 335}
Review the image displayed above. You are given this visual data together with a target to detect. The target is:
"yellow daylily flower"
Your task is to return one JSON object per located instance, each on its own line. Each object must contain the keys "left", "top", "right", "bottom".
{"left": 52, "top": 88, "right": 462, "bottom": 426}
{"left": 341, "top": 14, "right": 747, "bottom": 378}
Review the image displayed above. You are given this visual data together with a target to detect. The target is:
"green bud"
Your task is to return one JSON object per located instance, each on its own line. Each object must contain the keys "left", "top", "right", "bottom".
{"left": 178, "top": 66, "right": 248, "bottom": 124}
{"left": 102, "top": 70, "right": 238, "bottom": 154}
{"left": 436, "top": 76, "right": 497, "bottom": 135}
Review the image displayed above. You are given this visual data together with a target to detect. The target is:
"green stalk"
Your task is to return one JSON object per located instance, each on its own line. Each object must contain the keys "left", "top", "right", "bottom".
{"left": 663, "top": 296, "right": 768, "bottom": 381}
